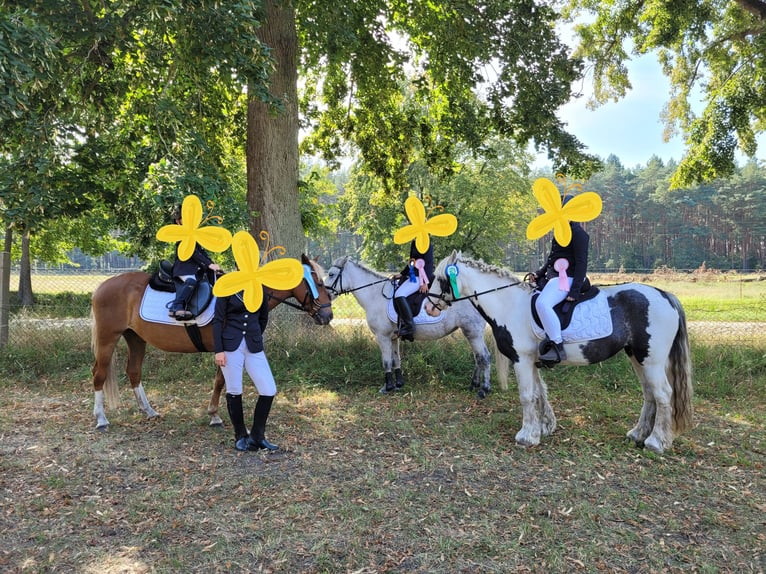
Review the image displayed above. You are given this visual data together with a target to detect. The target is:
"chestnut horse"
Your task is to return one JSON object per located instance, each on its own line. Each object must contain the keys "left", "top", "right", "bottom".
{"left": 90, "top": 255, "right": 332, "bottom": 430}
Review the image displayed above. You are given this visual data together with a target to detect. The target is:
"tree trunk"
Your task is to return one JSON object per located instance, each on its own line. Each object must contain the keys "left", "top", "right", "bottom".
{"left": 19, "top": 228, "right": 34, "bottom": 306}
{"left": 247, "top": 0, "right": 303, "bottom": 260}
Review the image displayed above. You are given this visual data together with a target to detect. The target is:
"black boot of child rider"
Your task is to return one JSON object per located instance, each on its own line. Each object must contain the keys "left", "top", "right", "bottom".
{"left": 225, "top": 393, "right": 250, "bottom": 451}
{"left": 245, "top": 395, "right": 279, "bottom": 451}
{"left": 393, "top": 297, "right": 415, "bottom": 342}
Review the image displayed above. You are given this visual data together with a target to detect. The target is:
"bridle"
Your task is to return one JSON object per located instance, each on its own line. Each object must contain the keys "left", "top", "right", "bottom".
{"left": 267, "top": 273, "right": 332, "bottom": 318}
{"left": 325, "top": 258, "right": 392, "bottom": 298}
{"left": 426, "top": 263, "right": 525, "bottom": 311}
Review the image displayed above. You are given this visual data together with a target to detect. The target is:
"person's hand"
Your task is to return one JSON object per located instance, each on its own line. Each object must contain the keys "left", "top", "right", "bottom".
{"left": 215, "top": 352, "right": 226, "bottom": 367}
{"left": 209, "top": 263, "right": 221, "bottom": 272}
{"left": 419, "top": 283, "right": 429, "bottom": 293}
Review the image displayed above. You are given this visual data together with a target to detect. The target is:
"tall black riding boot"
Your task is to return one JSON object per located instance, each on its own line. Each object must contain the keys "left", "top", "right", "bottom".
{"left": 225, "top": 393, "right": 250, "bottom": 451}
{"left": 169, "top": 278, "right": 196, "bottom": 319}
{"left": 393, "top": 297, "right": 415, "bottom": 341}
{"left": 245, "top": 395, "right": 279, "bottom": 451}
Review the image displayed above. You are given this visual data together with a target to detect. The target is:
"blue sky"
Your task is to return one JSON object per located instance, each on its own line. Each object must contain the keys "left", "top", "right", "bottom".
{"left": 534, "top": 54, "right": 687, "bottom": 168}
{"left": 535, "top": 54, "right": 765, "bottom": 170}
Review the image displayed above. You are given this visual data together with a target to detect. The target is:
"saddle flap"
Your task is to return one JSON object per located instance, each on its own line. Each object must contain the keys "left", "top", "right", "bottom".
{"left": 184, "top": 278, "right": 214, "bottom": 318}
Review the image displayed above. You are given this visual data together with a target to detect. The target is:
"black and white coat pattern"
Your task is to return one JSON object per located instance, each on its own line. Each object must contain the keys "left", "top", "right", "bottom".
{"left": 427, "top": 251, "right": 693, "bottom": 454}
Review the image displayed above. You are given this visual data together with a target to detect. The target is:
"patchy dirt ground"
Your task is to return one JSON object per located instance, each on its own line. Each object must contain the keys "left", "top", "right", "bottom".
{"left": 1, "top": 368, "right": 764, "bottom": 574}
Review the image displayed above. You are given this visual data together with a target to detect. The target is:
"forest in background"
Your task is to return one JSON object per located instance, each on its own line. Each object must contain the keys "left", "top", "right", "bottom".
{"left": 25, "top": 151, "right": 766, "bottom": 275}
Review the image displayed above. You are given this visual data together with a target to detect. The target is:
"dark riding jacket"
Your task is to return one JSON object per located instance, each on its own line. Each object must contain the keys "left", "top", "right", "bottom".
{"left": 536, "top": 222, "right": 590, "bottom": 299}
{"left": 212, "top": 290, "right": 269, "bottom": 354}
{"left": 399, "top": 241, "right": 435, "bottom": 286}
{"left": 172, "top": 242, "right": 215, "bottom": 278}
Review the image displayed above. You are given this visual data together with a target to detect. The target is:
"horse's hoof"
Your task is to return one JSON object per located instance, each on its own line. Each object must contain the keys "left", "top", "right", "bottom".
{"left": 477, "top": 388, "right": 489, "bottom": 399}
{"left": 379, "top": 384, "right": 396, "bottom": 394}
{"left": 96, "top": 425, "right": 108, "bottom": 433}
{"left": 643, "top": 436, "right": 665, "bottom": 454}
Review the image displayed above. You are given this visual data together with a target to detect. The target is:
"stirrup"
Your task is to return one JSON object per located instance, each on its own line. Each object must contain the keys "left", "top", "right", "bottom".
{"left": 171, "top": 309, "right": 193, "bottom": 320}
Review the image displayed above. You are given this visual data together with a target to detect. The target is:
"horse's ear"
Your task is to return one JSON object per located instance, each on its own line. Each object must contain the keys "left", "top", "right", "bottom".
{"left": 450, "top": 250, "right": 460, "bottom": 262}
{"left": 301, "top": 253, "right": 309, "bottom": 264}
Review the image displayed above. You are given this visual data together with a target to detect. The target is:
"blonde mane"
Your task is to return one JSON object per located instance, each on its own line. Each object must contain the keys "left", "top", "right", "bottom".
{"left": 307, "top": 257, "right": 326, "bottom": 278}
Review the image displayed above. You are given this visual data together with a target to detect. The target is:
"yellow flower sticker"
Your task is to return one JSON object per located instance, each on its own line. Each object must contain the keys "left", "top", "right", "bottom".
{"left": 156, "top": 195, "right": 232, "bottom": 260}
{"left": 393, "top": 196, "right": 458, "bottom": 252}
{"left": 525, "top": 178, "right": 602, "bottom": 246}
{"left": 212, "top": 231, "right": 303, "bottom": 312}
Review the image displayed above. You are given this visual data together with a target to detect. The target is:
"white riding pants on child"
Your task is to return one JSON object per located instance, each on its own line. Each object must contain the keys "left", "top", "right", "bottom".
{"left": 221, "top": 339, "right": 277, "bottom": 396}
{"left": 535, "top": 277, "right": 574, "bottom": 344}
{"left": 394, "top": 277, "right": 420, "bottom": 298}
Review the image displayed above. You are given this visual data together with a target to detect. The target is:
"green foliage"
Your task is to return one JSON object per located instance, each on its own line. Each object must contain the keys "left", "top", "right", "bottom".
{"left": 582, "top": 157, "right": 766, "bottom": 271}
{"left": 564, "top": 0, "right": 766, "bottom": 187}
{"left": 299, "top": 164, "right": 340, "bottom": 241}
{"left": 340, "top": 139, "right": 537, "bottom": 269}
{"left": 299, "top": 0, "right": 600, "bottom": 189}
{"left": 0, "top": 0, "right": 270, "bottom": 265}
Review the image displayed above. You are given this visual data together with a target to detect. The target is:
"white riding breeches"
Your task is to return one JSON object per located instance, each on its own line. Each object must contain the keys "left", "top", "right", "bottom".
{"left": 394, "top": 278, "right": 420, "bottom": 298}
{"left": 221, "top": 340, "right": 277, "bottom": 396}
{"left": 535, "top": 277, "right": 573, "bottom": 344}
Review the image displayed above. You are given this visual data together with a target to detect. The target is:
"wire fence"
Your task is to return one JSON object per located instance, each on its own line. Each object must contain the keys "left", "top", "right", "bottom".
{"left": 2, "top": 268, "right": 765, "bottom": 349}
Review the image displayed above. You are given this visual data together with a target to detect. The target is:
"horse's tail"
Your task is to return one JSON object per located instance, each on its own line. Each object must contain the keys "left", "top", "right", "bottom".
{"left": 90, "top": 307, "right": 122, "bottom": 410}
{"left": 488, "top": 330, "right": 510, "bottom": 391}
{"left": 667, "top": 293, "right": 693, "bottom": 435}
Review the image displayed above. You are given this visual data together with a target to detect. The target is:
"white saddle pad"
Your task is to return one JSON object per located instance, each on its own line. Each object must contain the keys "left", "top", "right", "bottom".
{"left": 139, "top": 286, "right": 216, "bottom": 326}
{"left": 532, "top": 291, "right": 613, "bottom": 343}
{"left": 386, "top": 298, "right": 444, "bottom": 326}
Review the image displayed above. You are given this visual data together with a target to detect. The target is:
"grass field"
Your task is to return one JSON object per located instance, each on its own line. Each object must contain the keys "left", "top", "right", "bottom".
{"left": 1, "top": 270, "right": 765, "bottom": 572}
{"left": 0, "top": 306, "right": 765, "bottom": 573}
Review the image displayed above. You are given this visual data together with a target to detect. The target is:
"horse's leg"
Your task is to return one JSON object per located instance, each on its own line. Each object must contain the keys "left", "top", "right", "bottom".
{"left": 626, "top": 357, "right": 656, "bottom": 447}
{"left": 534, "top": 368, "right": 557, "bottom": 436}
{"left": 392, "top": 338, "right": 404, "bottom": 389}
{"left": 93, "top": 386, "right": 109, "bottom": 431}
{"left": 208, "top": 366, "right": 225, "bottom": 427}
{"left": 376, "top": 335, "right": 397, "bottom": 394}
{"left": 92, "top": 336, "right": 120, "bottom": 431}
{"left": 512, "top": 357, "right": 543, "bottom": 446}
{"left": 123, "top": 331, "right": 159, "bottom": 420}
{"left": 637, "top": 362, "right": 674, "bottom": 454}
{"left": 464, "top": 332, "right": 492, "bottom": 399}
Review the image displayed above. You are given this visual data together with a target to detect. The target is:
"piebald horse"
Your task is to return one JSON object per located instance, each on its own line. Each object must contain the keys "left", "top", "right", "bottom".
{"left": 90, "top": 255, "right": 332, "bottom": 429}
{"left": 427, "top": 251, "right": 693, "bottom": 454}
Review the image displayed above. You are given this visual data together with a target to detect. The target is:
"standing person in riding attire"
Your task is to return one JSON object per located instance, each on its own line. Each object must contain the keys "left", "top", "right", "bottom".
{"left": 168, "top": 205, "right": 221, "bottom": 320}
{"left": 531, "top": 204, "right": 590, "bottom": 363}
{"left": 393, "top": 239, "right": 434, "bottom": 341}
{"left": 213, "top": 287, "right": 280, "bottom": 452}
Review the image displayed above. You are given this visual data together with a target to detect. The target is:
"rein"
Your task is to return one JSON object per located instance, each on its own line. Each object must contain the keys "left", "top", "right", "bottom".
{"left": 266, "top": 278, "right": 332, "bottom": 316}
{"left": 428, "top": 270, "right": 527, "bottom": 308}
{"left": 327, "top": 262, "right": 392, "bottom": 297}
